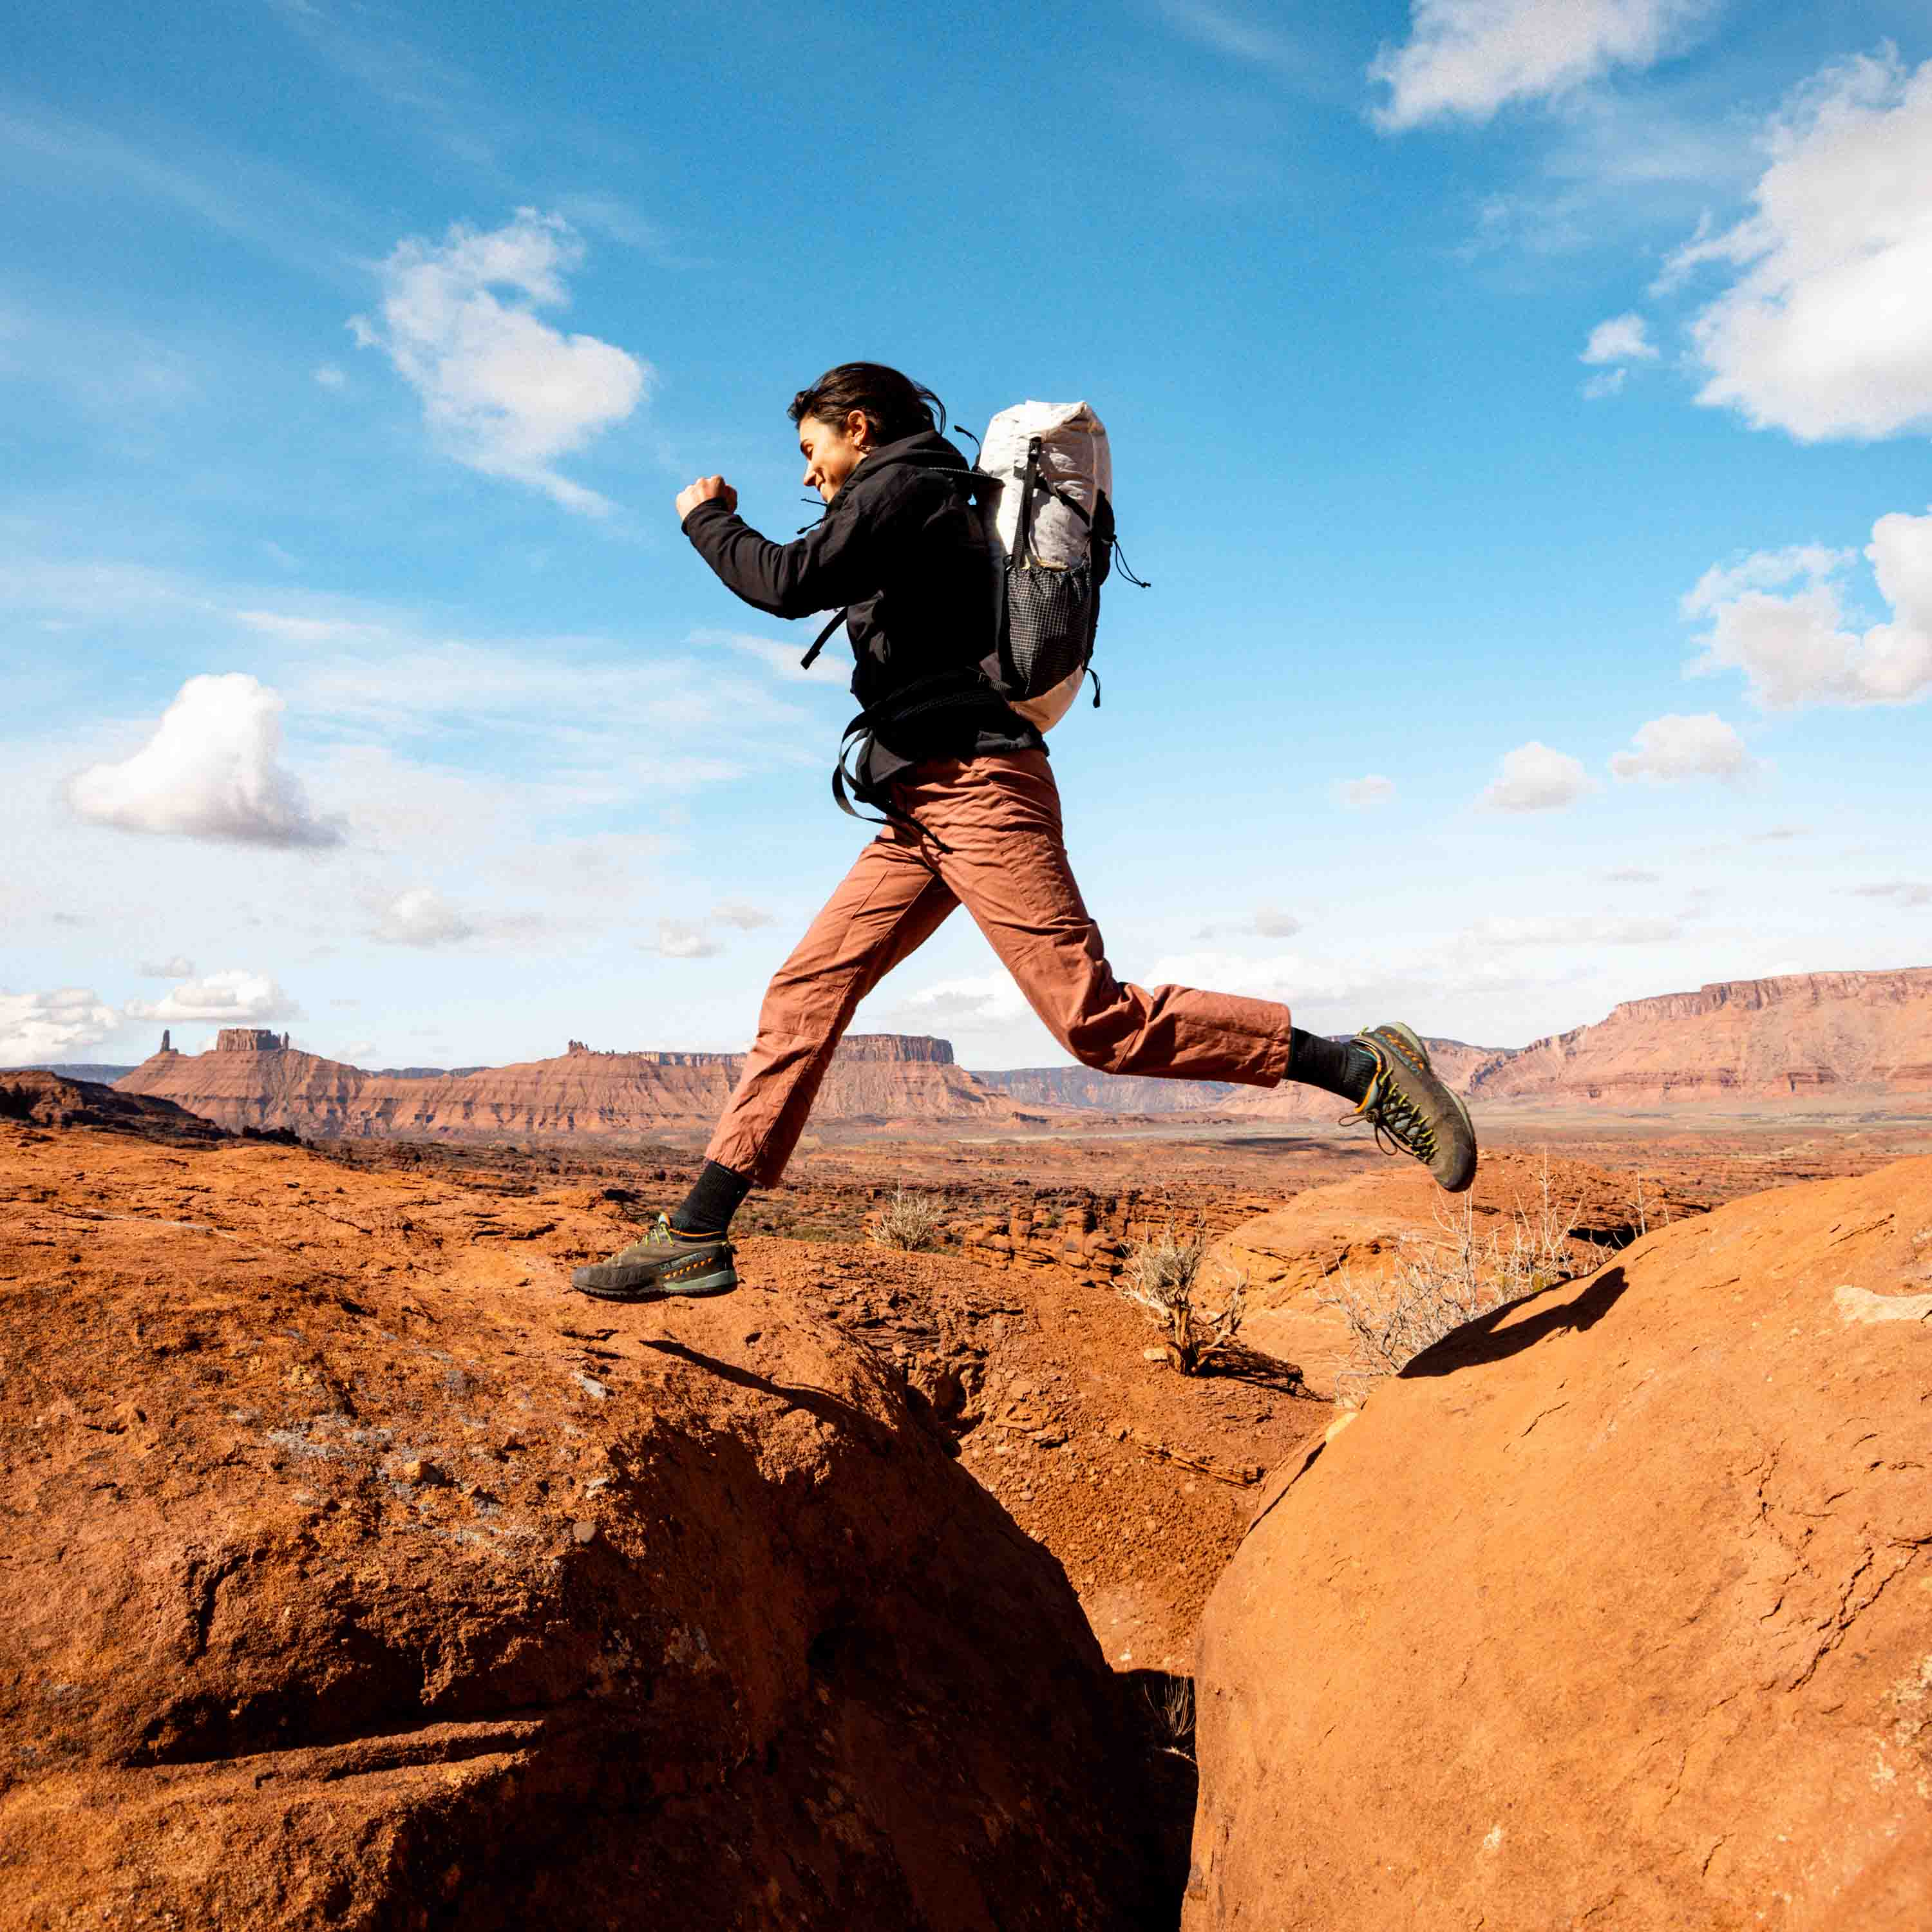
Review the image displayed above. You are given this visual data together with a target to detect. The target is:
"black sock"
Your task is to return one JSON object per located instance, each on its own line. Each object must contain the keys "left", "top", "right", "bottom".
{"left": 1287, "top": 1028, "right": 1376, "bottom": 1104}
{"left": 670, "top": 1160, "right": 752, "bottom": 1237}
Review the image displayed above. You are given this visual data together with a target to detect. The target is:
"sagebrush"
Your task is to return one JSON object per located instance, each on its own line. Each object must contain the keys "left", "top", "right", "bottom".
{"left": 1145, "top": 1674, "right": 1196, "bottom": 1761}
{"left": 869, "top": 1186, "right": 949, "bottom": 1251}
{"left": 1318, "top": 1151, "right": 1584, "bottom": 1405}
{"left": 1119, "top": 1224, "right": 1246, "bottom": 1374}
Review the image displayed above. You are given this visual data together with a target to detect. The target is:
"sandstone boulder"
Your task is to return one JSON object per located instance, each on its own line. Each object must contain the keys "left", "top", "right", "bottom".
{"left": 0, "top": 1118, "right": 1157, "bottom": 1929}
{"left": 1206, "top": 1151, "right": 1653, "bottom": 1396}
{"left": 1186, "top": 1156, "right": 1932, "bottom": 1929}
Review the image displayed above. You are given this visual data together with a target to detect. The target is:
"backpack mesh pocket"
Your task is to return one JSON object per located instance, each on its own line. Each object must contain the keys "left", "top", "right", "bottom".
{"left": 1004, "top": 560, "right": 1099, "bottom": 697}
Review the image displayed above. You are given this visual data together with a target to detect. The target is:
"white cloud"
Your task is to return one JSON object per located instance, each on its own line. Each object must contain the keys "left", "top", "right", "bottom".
{"left": 371, "top": 887, "right": 475, "bottom": 947}
{"left": 1370, "top": 0, "right": 1718, "bottom": 130}
{"left": 1580, "top": 312, "right": 1658, "bottom": 397}
{"left": 275, "top": 628, "right": 798, "bottom": 746}
{"left": 313, "top": 363, "right": 346, "bottom": 390}
{"left": 1609, "top": 712, "right": 1756, "bottom": 782}
{"left": 707, "top": 629, "right": 854, "bottom": 688}
{"left": 1664, "top": 51, "right": 1932, "bottom": 440}
{"left": 65, "top": 673, "right": 342, "bottom": 847}
{"left": 890, "top": 971, "right": 1034, "bottom": 1032}
{"left": 1681, "top": 544, "right": 1850, "bottom": 612}
{"left": 0, "top": 987, "right": 120, "bottom": 1067}
{"left": 1455, "top": 87, "right": 1759, "bottom": 263}
{"left": 339, "top": 1038, "right": 378, "bottom": 1063}
{"left": 124, "top": 968, "right": 302, "bottom": 1024}
{"left": 1154, "top": 0, "right": 1303, "bottom": 70}
{"left": 138, "top": 955, "right": 196, "bottom": 978}
{"left": 1194, "top": 907, "right": 1304, "bottom": 942}
{"left": 1336, "top": 773, "right": 1396, "bottom": 808}
{"left": 350, "top": 207, "right": 649, "bottom": 516}
{"left": 1683, "top": 512, "right": 1932, "bottom": 709}
{"left": 712, "top": 900, "right": 775, "bottom": 931}
{"left": 234, "top": 608, "right": 391, "bottom": 645}
{"left": 1468, "top": 914, "right": 1682, "bottom": 947}
{"left": 643, "top": 919, "right": 722, "bottom": 960}
{"left": 1479, "top": 740, "right": 1597, "bottom": 811}
{"left": 1850, "top": 880, "right": 1932, "bottom": 908}
{"left": 1143, "top": 951, "right": 1363, "bottom": 1006}
{"left": 1581, "top": 312, "right": 1658, "bottom": 365}
{"left": 1602, "top": 866, "right": 1660, "bottom": 882}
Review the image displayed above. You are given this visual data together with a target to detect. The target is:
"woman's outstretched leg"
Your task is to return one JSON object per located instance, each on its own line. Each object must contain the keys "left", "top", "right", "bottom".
{"left": 573, "top": 831, "right": 957, "bottom": 1301}
{"left": 900, "top": 752, "right": 1476, "bottom": 1192}
{"left": 701, "top": 833, "right": 956, "bottom": 1187}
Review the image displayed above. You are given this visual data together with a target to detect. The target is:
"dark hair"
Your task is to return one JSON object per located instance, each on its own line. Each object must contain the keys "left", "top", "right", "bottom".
{"left": 790, "top": 362, "right": 947, "bottom": 446}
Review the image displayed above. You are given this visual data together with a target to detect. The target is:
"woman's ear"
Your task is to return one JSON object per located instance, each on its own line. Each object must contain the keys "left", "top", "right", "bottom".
{"left": 846, "top": 408, "right": 872, "bottom": 450}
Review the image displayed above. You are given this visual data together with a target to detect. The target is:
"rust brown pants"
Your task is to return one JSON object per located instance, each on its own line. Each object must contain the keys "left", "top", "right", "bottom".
{"left": 705, "top": 750, "right": 1296, "bottom": 1186}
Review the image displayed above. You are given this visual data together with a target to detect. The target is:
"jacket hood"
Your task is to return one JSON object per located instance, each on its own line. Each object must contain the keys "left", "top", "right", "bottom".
{"left": 852, "top": 429, "right": 973, "bottom": 480}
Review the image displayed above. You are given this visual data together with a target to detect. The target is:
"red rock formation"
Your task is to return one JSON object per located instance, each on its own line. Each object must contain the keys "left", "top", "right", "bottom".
{"left": 0, "top": 1070, "right": 227, "bottom": 1145}
{"left": 992, "top": 969, "right": 1932, "bottom": 1117}
{"left": 0, "top": 1108, "right": 1158, "bottom": 1928}
{"left": 116, "top": 1033, "right": 1025, "bottom": 1140}
{"left": 214, "top": 1027, "right": 289, "bottom": 1052}
{"left": 1468, "top": 967, "right": 1932, "bottom": 1105}
{"left": 1184, "top": 1157, "right": 1932, "bottom": 1929}
{"left": 972, "top": 1038, "right": 1498, "bottom": 1120}
{"left": 971, "top": 1067, "right": 1242, "bottom": 1112}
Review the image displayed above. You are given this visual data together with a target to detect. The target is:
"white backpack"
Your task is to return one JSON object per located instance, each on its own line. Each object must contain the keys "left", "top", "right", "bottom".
{"left": 975, "top": 400, "right": 1138, "bottom": 732}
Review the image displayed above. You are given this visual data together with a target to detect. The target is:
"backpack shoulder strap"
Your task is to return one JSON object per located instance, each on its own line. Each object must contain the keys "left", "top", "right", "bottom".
{"left": 798, "top": 465, "right": 998, "bottom": 671}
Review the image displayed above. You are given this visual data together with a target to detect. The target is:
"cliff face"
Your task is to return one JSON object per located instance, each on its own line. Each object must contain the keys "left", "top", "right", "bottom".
{"left": 111, "top": 964, "right": 1932, "bottom": 1139}
{"left": 971, "top": 1038, "right": 1498, "bottom": 1120}
{"left": 1468, "top": 967, "right": 1932, "bottom": 1105}
{"left": 978, "top": 969, "right": 1932, "bottom": 1116}
{"left": 971, "top": 1068, "right": 1241, "bottom": 1113}
{"left": 116, "top": 1034, "right": 1018, "bottom": 1140}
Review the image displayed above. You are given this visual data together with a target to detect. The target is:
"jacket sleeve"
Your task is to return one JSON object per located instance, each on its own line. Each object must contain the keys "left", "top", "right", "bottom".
{"left": 681, "top": 485, "right": 888, "bottom": 620}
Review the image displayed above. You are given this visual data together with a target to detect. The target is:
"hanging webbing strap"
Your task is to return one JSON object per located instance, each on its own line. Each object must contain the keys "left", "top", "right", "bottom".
{"left": 828, "top": 667, "right": 1007, "bottom": 852}
{"left": 800, "top": 606, "right": 849, "bottom": 671}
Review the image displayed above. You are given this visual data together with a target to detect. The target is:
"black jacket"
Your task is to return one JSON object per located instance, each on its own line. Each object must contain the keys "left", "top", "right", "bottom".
{"left": 681, "top": 430, "right": 1040, "bottom": 775}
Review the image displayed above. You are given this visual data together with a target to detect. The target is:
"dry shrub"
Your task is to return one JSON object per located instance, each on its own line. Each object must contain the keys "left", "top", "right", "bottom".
{"left": 1320, "top": 1151, "right": 1582, "bottom": 1406}
{"left": 1144, "top": 1674, "right": 1197, "bottom": 1761}
{"left": 869, "top": 1186, "right": 948, "bottom": 1252}
{"left": 1119, "top": 1224, "right": 1246, "bottom": 1374}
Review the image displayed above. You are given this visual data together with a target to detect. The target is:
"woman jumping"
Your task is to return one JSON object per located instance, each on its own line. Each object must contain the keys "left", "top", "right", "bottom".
{"left": 572, "top": 363, "right": 1475, "bottom": 1302}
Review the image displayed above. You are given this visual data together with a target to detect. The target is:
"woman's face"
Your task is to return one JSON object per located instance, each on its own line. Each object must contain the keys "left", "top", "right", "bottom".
{"left": 799, "top": 410, "right": 871, "bottom": 502}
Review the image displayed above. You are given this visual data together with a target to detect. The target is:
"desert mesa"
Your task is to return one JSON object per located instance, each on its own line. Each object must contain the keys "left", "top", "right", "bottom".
{"left": 108, "top": 965, "right": 1932, "bottom": 1140}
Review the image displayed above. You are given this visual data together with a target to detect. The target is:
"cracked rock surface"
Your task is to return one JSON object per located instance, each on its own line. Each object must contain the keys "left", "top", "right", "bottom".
{"left": 1185, "top": 1156, "right": 1932, "bottom": 1930}
{"left": 0, "top": 1106, "right": 1158, "bottom": 1930}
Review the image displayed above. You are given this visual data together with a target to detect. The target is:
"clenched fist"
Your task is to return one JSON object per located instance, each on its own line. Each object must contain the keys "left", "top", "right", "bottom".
{"left": 676, "top": 475, "right": 737, "bottom": 521}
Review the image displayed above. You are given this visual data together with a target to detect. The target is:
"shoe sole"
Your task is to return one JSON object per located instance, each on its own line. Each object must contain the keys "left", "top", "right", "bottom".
{"left": 570, "top": 1260, "right": 739, "bottom": 1302}
{"left": 1437, "top": 1088, "right": 1478, "bottom": 1193}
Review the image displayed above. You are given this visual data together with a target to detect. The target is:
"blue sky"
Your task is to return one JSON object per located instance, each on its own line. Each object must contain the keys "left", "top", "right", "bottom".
{"left": 5, "top": 0, "right": 1930, "bottom": 1072}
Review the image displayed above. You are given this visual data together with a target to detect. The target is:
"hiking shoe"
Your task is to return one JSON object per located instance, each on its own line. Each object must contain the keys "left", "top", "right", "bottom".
{"left": 571, "top": 1215, "right": 739, "bottom": 1302}
{"left": 1347, "top": 1022, "right": 1478, "bottom": 1193}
